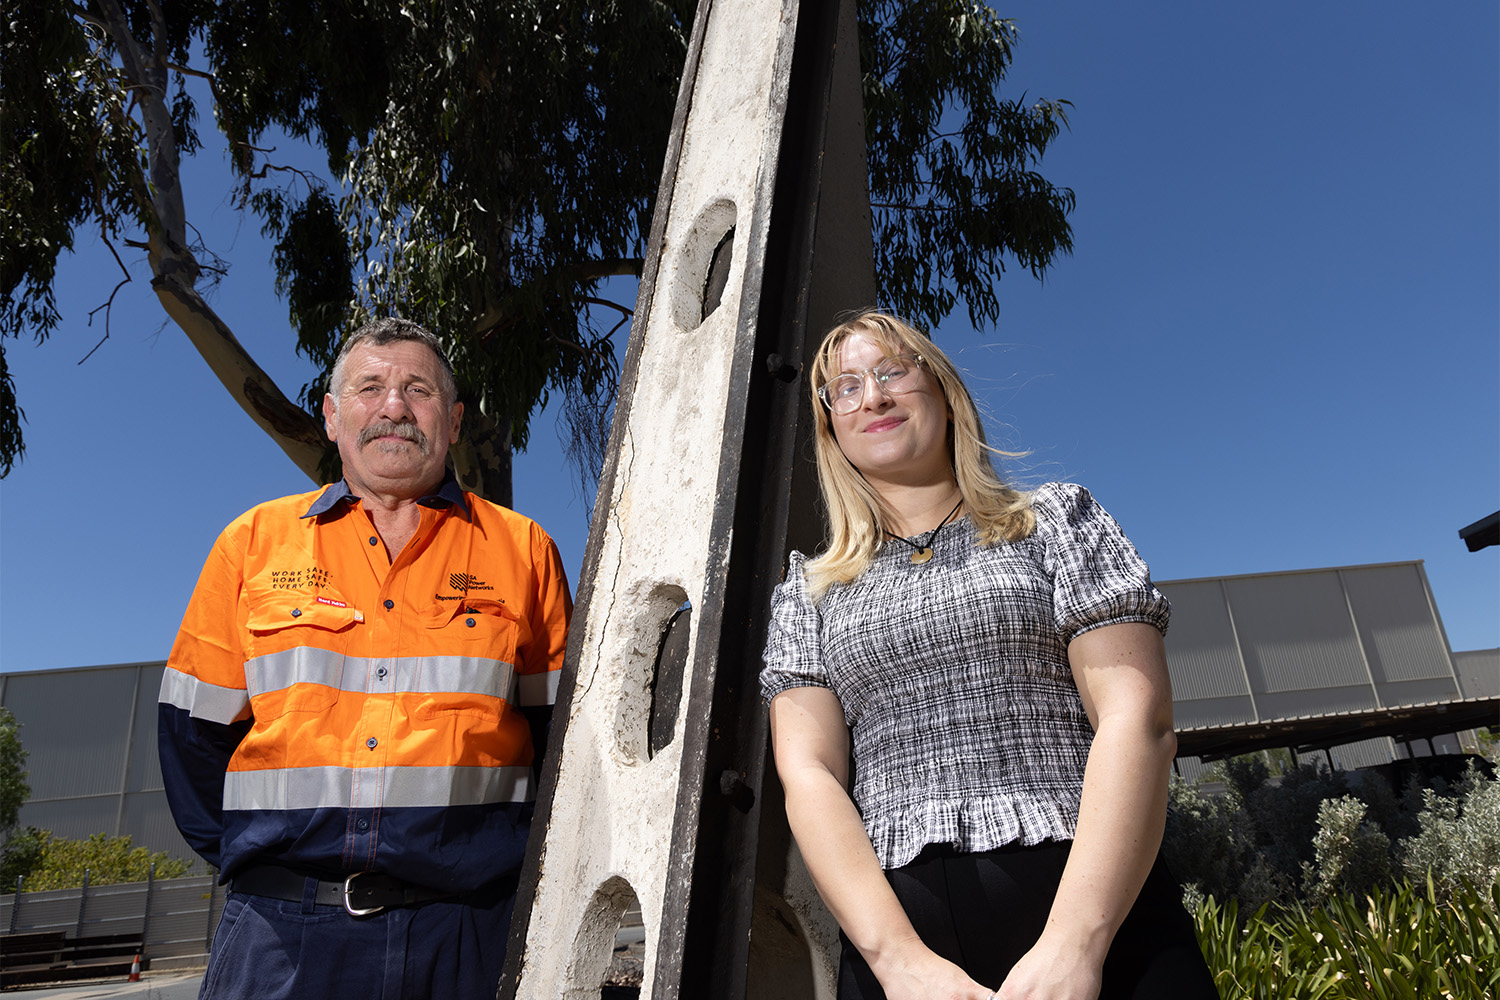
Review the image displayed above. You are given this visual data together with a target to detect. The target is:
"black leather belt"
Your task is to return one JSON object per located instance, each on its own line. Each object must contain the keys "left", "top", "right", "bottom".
{"left": 231, "top": 864, "right": 457, "bottom": 917}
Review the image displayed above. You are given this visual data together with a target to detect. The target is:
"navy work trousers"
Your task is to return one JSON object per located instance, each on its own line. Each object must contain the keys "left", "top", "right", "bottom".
{"left": 198, "top": 883, "right": 513, "bottom": 1000}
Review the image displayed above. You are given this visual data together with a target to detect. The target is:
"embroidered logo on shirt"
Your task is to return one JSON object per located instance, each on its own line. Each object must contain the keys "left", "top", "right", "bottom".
{"left": 315, "top": 596, "right": 348, "bottom": 608}
{"left": 448, "top": 573, "right": 494, "bottom": 591}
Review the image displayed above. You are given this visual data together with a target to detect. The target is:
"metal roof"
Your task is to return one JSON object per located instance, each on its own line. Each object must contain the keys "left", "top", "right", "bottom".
{"left": 1175, "top": 695, "right": 1499, "bottom": 760}
{"left": 1459, "top": 511, "right": 1499, "bottom": 552}
{"left": 1157, "top": 560, "right": 1490, "bottom": 760}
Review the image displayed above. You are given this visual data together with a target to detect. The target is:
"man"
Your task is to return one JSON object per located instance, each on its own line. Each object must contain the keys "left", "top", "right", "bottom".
{"left": 159, "top": 318, "right": 571, "bottom": 999}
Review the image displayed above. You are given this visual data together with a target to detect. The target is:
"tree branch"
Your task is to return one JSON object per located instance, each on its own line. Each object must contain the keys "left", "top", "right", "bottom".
{"left": 581, "top": 296, "right": 633, "bottom": 318}
{"left": 77, "top": 276, "right": 131, "bottom": 365}
{"left": 470, "top": 257, "right": 643, "bottom": 336}
{"left": 89, "top": 0, "right": 329, "bottom": 483}
{"left": 166, "top": 62, "right": 215, "bottom": 82}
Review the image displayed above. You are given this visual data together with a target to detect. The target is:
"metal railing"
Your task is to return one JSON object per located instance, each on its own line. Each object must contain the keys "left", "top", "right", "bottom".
{"left": 0, "top": 869, "right": 224, "bottom": 967}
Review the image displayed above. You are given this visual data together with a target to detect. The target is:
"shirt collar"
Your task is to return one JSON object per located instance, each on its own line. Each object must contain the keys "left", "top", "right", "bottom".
{"left": 301, "top": 470, "right": 471, "bottom": 520}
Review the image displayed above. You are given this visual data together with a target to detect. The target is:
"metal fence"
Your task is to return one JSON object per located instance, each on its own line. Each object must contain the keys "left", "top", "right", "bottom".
{"left": 0, "top": 873, "right": 223, "bottom": 968}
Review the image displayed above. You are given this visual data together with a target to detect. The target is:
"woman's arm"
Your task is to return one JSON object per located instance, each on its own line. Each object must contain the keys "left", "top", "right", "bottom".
{"left": 996, "top": 621, "right": 1179, "bottom": 1000}
{"left": 769, "top": 687, "right": 993, "bottom": 1000}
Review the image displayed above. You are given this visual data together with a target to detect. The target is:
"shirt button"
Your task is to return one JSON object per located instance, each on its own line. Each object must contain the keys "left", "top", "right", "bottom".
{"left": 366, "top": 737, "right": 378, "bottom": 750}
{"left": 368, "top": 536, "right": 378, "bottom": 546}
{"left": 290, "top": 608, "right": 301, "bottom": 618}
{"left": 376, "top": 667, "right": 387, "bottom": 679}
{"left": 355, "top": 818, "right": 369, "bottom": 832}
{"left": 466, "top": 618, "right": 476, "bottom": 627}
{"left": 384, "top": 599, "right": 395, "bottom": 610}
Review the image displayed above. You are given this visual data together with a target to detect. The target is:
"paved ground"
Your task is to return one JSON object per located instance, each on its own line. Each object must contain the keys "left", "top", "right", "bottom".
{"left": 6, "top": 971, "right": 203, "bottom": 1000}
{"left": 7, "top": 924, "right": 644, "bottom": 997}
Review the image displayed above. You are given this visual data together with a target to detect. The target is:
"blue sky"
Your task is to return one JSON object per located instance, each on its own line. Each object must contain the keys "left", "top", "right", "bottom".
{"left": 2, "top": 1, "right": 1495, "bottom": 672}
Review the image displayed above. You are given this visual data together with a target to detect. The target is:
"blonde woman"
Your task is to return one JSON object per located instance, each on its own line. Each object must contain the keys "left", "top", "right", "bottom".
{"left": 762, "top": 312, "right": 1216, "bottom": 1000}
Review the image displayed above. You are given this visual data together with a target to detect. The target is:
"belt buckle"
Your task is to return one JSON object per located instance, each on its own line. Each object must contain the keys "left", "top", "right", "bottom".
{"left": 343, "top": 872, "right": 386, "bottom": 917}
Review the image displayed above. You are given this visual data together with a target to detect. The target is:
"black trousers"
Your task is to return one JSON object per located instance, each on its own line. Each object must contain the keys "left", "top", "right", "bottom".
{"left": 838, "top": 840, "right": 1219, "bottom": 1000}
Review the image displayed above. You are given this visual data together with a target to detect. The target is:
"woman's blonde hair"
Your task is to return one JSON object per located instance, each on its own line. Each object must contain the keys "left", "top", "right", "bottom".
{"left": 803, "top": 310, "right": 1035, "bottom": 600}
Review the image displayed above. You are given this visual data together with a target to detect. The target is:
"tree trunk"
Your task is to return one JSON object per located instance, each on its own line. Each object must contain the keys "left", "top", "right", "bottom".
{"left": 451, "top": 409, "right": 513, "bottom": 509}
{"left": 95, "top": 0, "right": 328, "bottom": 485}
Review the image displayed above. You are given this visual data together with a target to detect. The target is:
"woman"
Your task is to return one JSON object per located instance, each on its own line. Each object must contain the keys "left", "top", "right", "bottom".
{"left": 761, "top": 311, "right": 1217, "bottom": 1000}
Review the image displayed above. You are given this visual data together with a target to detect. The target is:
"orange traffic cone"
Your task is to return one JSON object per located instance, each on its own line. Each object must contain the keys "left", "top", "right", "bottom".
{"left": 128, "top": 953, "right": 141, "bottom": 982}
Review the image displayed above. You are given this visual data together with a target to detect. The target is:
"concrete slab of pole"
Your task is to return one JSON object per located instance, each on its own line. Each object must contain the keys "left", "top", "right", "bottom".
{"left": 499, "top": 1, "right": 874, "bottom": 997}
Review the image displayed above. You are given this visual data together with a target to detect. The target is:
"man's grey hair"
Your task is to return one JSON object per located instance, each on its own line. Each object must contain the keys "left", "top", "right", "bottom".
{"left": 329, "top": 318, "right": 458, "bottom": 402}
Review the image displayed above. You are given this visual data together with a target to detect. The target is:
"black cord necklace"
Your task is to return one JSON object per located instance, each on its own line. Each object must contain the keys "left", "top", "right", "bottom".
{"left": 883, "top": 497, "right": 964, "bottom": 565}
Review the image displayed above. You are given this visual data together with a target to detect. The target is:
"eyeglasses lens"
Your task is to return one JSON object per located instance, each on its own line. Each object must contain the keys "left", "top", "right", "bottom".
{"left": 823, "top": 357, "right": 920, "bottom": 414}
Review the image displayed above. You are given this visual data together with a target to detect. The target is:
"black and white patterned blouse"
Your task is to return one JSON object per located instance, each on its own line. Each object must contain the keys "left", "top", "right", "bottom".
{"left": 761, "top": 482, "right": 1170, "bottom": 870}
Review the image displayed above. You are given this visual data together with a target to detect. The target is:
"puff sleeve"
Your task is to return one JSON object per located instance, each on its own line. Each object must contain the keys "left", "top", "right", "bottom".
{"left": 760, "top": 551, "right": 833, "bottom": 700}
{"left": 1035, "top": 482, "right": 1171, "bottom": 643}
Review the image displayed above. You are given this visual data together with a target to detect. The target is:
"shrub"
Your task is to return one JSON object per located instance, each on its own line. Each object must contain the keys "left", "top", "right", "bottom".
{"left": 1, "top": 830, "right": 191, "bottom": 891}
{"left": 1244, "top": 763, "right": 1346, "bottom": 887}
{"left": 1166, "top": 754, "right": 1500, "bottom": 911}
{"left": 1164, "top": 776, "right": 1244, "bottom": 903}
{"left": 1303, "top": 795, "right": 1391, "bottom": 905}
{"left": 1401, "top": 763, "right": 1500, "bottom": 897}
{"left": 0, "top": 826, "right": 44, "bottom": 890}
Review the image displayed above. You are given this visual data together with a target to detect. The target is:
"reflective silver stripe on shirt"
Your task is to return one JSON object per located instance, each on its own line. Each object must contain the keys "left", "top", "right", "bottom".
{"left": 516, "top": 670, "right": 561, "bottom": 707}
{"left": 245, "top": 648, "right": 515, "bottom": 700}
{"left": 222, "top": 764, "right": 533, "bottom": 811}
{"left": 159, "top": 667, "right": 251, "bottom": 725}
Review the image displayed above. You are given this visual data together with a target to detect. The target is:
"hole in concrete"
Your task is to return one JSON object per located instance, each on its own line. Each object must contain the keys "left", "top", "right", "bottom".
{"left": 747, "top": 885, "right": 821, "bottom": 1000}
{"left": 701, "top": 228, "right": 735, "bottom": 324}
{"left": 614, "top": 583, "right": 692, "bottom": 765}
{"left": 648, "top": 601, "right": 691, "bottom": 760}
{"left": 669, "top": 199, "right": 737, "bottom": 331}
{"left": 604, "top": 891, "right": 647, "bottom": 999}
{"left": 562, "top": 876, "right": 645, "bottom": 1000}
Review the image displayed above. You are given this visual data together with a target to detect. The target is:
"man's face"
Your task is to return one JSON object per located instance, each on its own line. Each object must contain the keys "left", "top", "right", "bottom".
{"left": 324, "top": 340, "right": 462, "bottom": 500}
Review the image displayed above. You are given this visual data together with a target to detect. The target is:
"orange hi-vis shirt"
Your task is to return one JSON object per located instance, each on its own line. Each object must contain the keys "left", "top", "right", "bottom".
{"left": 158, "top": 477, "right": 571, "bottom": 892}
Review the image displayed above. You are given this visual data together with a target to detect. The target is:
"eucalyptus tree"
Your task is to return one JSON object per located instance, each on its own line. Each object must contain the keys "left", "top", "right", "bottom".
{"left": 2, "top": 0, "right": 1073, "bottom": 504}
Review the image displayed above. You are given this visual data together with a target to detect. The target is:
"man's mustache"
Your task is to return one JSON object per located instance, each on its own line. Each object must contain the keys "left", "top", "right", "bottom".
{"left": 358, "top": 421, "right": 430, "bottom": 455}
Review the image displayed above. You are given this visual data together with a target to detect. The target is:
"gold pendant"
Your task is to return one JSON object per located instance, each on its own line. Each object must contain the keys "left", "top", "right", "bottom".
{"left": 910, "top": 548, "right": 934, "bottom": 564}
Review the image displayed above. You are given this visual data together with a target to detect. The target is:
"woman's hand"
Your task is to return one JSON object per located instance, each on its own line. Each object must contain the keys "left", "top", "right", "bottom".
{"left": 993, "top": 931, "right": 1104, "bottom": 1000}
{"left": 868, "top": 934, "right": 996, "bottom": 1000}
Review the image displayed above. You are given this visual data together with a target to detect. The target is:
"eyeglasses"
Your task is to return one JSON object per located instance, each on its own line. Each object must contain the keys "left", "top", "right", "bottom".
{"left": 816, "top": 354, "right": 926, "bottom": 415}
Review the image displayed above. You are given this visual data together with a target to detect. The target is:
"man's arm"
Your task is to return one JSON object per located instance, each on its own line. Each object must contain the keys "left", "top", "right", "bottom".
{"left": 158, "top": 529, "right": 252, "bottom": 871}
{"left": 517, "top": 526, "right": 572, "bottom": 768}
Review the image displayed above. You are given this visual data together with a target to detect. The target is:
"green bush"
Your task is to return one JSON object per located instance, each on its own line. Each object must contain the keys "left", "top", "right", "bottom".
{"left": 1166, "top": 756, "right": 1497, "bottom": 910}
{"left": 0, "top": 826, "right": 43, "bottom": 889}
{"left": 1303, "top": 795, "right": 1392, "bottom": 905}
{"left": 1401, "top": 766, "right": 1500, "bottom": 897}
{"left": 1165, "top": 777, "right": 1247, "bottom": 903}
{"left": 1195, "top": 879, "right": 1500, "bottom": 1000}
{"left": 0, "top": 829, "right": 191, "bottom": 891}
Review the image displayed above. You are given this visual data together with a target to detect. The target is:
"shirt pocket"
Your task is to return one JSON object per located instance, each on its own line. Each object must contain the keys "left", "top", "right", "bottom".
{"left": 414, "top": 599, "right": 521, "bottom": 721}
{"left": 244, "top": 592, "right": 360, "bottom": 718}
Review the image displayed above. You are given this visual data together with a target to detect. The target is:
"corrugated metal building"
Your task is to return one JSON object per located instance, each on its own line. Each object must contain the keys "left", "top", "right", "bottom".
{"left": 0, "top": 662, "right": 202, "bottom": 872}
{"left": 1158, "top": 561, "right": 1496, "bottom": 773}
{"left": 0, "top": 560, "right": 1494, "bottom": 861}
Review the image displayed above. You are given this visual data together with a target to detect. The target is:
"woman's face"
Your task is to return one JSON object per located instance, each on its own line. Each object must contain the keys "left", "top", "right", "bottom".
{"left": 828, "top": 332, "right": 952, "bottom": 489}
